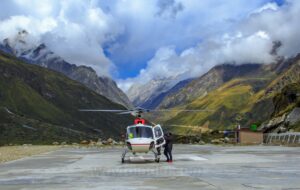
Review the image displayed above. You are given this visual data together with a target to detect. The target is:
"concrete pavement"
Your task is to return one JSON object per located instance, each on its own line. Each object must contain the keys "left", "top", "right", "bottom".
{"left": 0, "top": 145, "right": 300, "bottom": 190}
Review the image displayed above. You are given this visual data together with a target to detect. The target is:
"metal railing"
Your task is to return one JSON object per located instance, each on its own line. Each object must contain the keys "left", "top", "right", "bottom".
{"left": 264, "top": 132, "right": 300, "bottom": 145}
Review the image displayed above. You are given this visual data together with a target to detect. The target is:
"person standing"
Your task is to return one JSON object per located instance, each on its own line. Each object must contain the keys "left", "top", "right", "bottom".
{"left": 164, "top": 132, "right": 173, "bottom": 162}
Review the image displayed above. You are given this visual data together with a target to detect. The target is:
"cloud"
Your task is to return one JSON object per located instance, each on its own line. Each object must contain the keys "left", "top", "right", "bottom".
{"left": 251, "top": 2, "right": 279, "bottom": 14}
{"left": 0, "top": 16, "right": 57, "bottom": 43}
{"left": 1, "top": 0, "right": 299, "bottom": 93}
{"left": 119, "top": 0, "right": 300, "bottom": 92}
{"left": 0, "top": 0, "right": 122, "bottom": 76}
{"left": 102, "top": 0, "right": 268, "bottom": 77}
{"left": 239, "top": 0, "right": 300, "bottom": 58}
{"left": 117, "top": 46, "right": 189, "bottom": 91}
{"left": 217, "top": 31, "right": 274, "bottom": 64}
{"left": 156, "top": 0, "right": 184, "bottom": 19}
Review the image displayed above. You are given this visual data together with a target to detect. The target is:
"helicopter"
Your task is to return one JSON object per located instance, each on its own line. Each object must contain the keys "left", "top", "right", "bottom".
{"left": 79, "top": 107, "right": 210, "bottom": 163}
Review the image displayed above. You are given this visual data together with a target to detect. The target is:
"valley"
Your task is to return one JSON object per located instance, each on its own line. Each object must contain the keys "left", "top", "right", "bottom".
{"left": 0, "top": 50, "right": 133, "bottom": 145}
{"left": 131, "top": 57, "right": 300, "bottom": 136}
{"left": 1, "top": 1, "right": 300, "bottom": 190}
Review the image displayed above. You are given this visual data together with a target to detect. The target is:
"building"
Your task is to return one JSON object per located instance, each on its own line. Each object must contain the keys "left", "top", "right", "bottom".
{"left": 236, "top": 128, "right": 263, "bottom": 144}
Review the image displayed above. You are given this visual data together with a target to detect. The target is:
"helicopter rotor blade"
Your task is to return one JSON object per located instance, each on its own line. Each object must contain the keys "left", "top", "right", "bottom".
{"left": 117, "top": 111, "right": 135, "bottom": 115}
{"left": 79, "top": 109, "right": 129, "bottom": 112}
{"left": 148, "top": 109, "right": 214, "bottom": 112}
{"left": 78, "top": 108, "right": 213, "bottom": 114}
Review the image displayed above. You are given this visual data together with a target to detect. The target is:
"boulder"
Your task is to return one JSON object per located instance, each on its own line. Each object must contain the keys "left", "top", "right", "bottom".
{"left": 52, "top": 142, "right": 59, "bottom": 145}
{"left": 89, "top": 141, "right": 96, "bottom": 146}
{"left": 259, "top": 114, "right": 286, "bottom": 132}
{"left": 198, "top": 140, "right": 205, "bottom": 145}
{"left": 259, "top": 107, "right": 300, "bottom": 133}
{"left": 107, "top": 138, "right": 114, "bottom": 144}
{"left": 61, "top": 142, "right": 67, "bottom": 145}
{"left": 211, "top": 139, "right": 222, "bottom": 144}
{"left": 286, "top": 107, "right": 300, "bottom": 125}
{"left": 101, "top": 140, "right": 108, "bottom": 145}
{"left": 224, "top": 137, "right": 230, "bottom": 143}
{"left": 112, "top": 140, "right": 119, "bottom": 145}
{"left": 273, "top": 126, "right": 288, "bottom": 133}
{"left": 80, "top": 140, "right": 89, "bottom": 145}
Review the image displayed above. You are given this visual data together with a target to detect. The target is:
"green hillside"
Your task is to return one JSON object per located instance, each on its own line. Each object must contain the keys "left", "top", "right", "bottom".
{"left": 164, "top": 57, "right": 300, "bottom": 133}
{"left": 0, "top": 51, "right": 133, "bottom": 145}
{"left": 165, "top": 78, "right": 269, "bottom": 130}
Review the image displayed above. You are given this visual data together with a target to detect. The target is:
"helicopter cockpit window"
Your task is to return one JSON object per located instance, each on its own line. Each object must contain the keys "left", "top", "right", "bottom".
{"left": 128, "top": 127, "right": 153, "bottom": 139}
{"left": 154, "top": 127, "right": 162, "bottom": 138}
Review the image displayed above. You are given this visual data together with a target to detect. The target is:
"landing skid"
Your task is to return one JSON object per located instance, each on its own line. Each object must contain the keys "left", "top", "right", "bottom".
{"left": 121, "top": 148, "right": 160, "bottom": 163}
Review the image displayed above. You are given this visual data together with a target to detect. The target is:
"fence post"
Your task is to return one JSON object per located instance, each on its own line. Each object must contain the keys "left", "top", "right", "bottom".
{"left": 268, "top": 135, "right": 271, "bottom": 144}
{"left": 264, "top": 132, "right": 300, "bottom": 145}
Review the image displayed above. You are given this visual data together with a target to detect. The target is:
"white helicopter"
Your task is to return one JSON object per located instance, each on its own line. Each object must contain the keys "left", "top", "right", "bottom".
{"left": 79, "top": 107, "right": 209, "bottom": 163}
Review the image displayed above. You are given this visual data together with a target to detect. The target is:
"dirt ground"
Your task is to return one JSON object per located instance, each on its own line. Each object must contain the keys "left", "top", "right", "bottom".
{"left": 0, "top": 145, "right": 60, "bottom": 163}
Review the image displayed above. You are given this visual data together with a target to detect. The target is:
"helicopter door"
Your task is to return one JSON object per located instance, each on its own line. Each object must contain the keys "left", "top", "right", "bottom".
{"left": 153, "top": 125, "right": 165, "bottom": 148}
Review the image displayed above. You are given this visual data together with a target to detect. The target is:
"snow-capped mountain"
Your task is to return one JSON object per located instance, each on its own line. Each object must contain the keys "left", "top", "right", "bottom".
{"left": 0, "top": 30, "right": 132, "bottom": 108}
{"left": 127, "top": 77, "right": 181, "bottom": 107}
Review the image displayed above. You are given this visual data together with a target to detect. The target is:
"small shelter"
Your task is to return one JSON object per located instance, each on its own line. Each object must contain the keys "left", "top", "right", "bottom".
{"left": 236, "top": 125, "right": 263, "bottom": 144}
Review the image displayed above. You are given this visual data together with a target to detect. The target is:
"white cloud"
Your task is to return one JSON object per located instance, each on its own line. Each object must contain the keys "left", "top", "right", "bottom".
{"left": 119, "top": 0, "right": 300, "bottom": 92}
{"left": 218, "top": 31, "right": 274, "bottom": 64}
{"left": 239, "top": 0, "right": 300, "bottom": 58}
{"left": 251, "top": 2, "right": 279, "bottom": 14}
{"left": 103, "top": 0, "right": 268, "bottom": 70}
{"left": 119, "top": 30, "right": 276, "bottom": 92}
{"left": 1, "top": 0, "right": 300, "bottom": 93}
{"left": 0, "top": 16, "right": 57, "bottom": 41}
{"left": 0, "top": 0, "right": 122, "bottom": 76}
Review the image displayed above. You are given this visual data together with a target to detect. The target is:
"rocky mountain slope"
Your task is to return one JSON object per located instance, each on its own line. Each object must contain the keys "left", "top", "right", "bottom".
{"left": 163, "top": 55, "right": 300, "bottom": 132}
{"left": 128, "top": 63, "right": 275, "bottom": 111}
{"left": 140, "top": 78, "right": 193, "bottom": 109}
{"left": 127, "top": 77, "right": 179, "bottom": 107}
{"left": 158, "top": 64, "right": 274, "bottom": 109}
{"left": 0, "top": 30, "right": 132, "bottom": 108}
{"left": 0, "top": 50, "right": 133, "bottom": 145}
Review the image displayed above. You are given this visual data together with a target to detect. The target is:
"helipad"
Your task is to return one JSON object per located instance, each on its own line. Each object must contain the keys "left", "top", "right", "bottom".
{"left": 0, "top": 145, "right": 299, "bottom": 190}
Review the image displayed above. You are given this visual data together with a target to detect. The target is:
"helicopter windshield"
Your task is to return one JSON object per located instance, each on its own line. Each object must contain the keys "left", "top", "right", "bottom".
{"left": 127, "top": 126, "right": 153, "bottom": 139}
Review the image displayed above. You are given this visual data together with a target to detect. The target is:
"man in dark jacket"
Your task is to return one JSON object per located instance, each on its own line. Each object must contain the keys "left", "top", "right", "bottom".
{"left": 164, "top": 132, "right": 173, "bottom": 162}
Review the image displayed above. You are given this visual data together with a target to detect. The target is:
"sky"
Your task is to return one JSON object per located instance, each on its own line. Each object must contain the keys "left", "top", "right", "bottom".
{"left": 0, "top": 0, "right": 299, "bottom": 92}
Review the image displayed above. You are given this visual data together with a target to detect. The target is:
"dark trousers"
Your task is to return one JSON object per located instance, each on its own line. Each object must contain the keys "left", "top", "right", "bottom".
{"left": 164, "top": 146, "right": 173, "bottom": 161}
{"left": 156, "top": 147, "right": 161, "bottom": 155}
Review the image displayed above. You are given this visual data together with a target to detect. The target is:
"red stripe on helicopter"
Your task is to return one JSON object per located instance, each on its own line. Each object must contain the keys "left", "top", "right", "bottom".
{"left": 134, "top": 118, "right": 145, "bottom": 124}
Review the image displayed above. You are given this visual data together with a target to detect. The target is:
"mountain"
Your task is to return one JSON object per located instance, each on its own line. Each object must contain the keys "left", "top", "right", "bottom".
{"left": 165, "top": 78, "right": 271, "bottom": 129}
{"left": 0, "top": 30, "right": 132, "bottom": 108}
{"left": 163, "top": 55, "right": 300, "bottom": 132}
{"left": 0, "top": 50, "right": 133, "bottom": 145}
{"left": 128, "top": 63, "right": 274, "bottom": 111}
{"left": 158, "top": 64, "right": 274, "bottom": 109}
{"left": 127, "top": 77, "right": 180, "bottom": 106}
{"left": 139, "top": 78, "right": 193, "bottom": 109}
